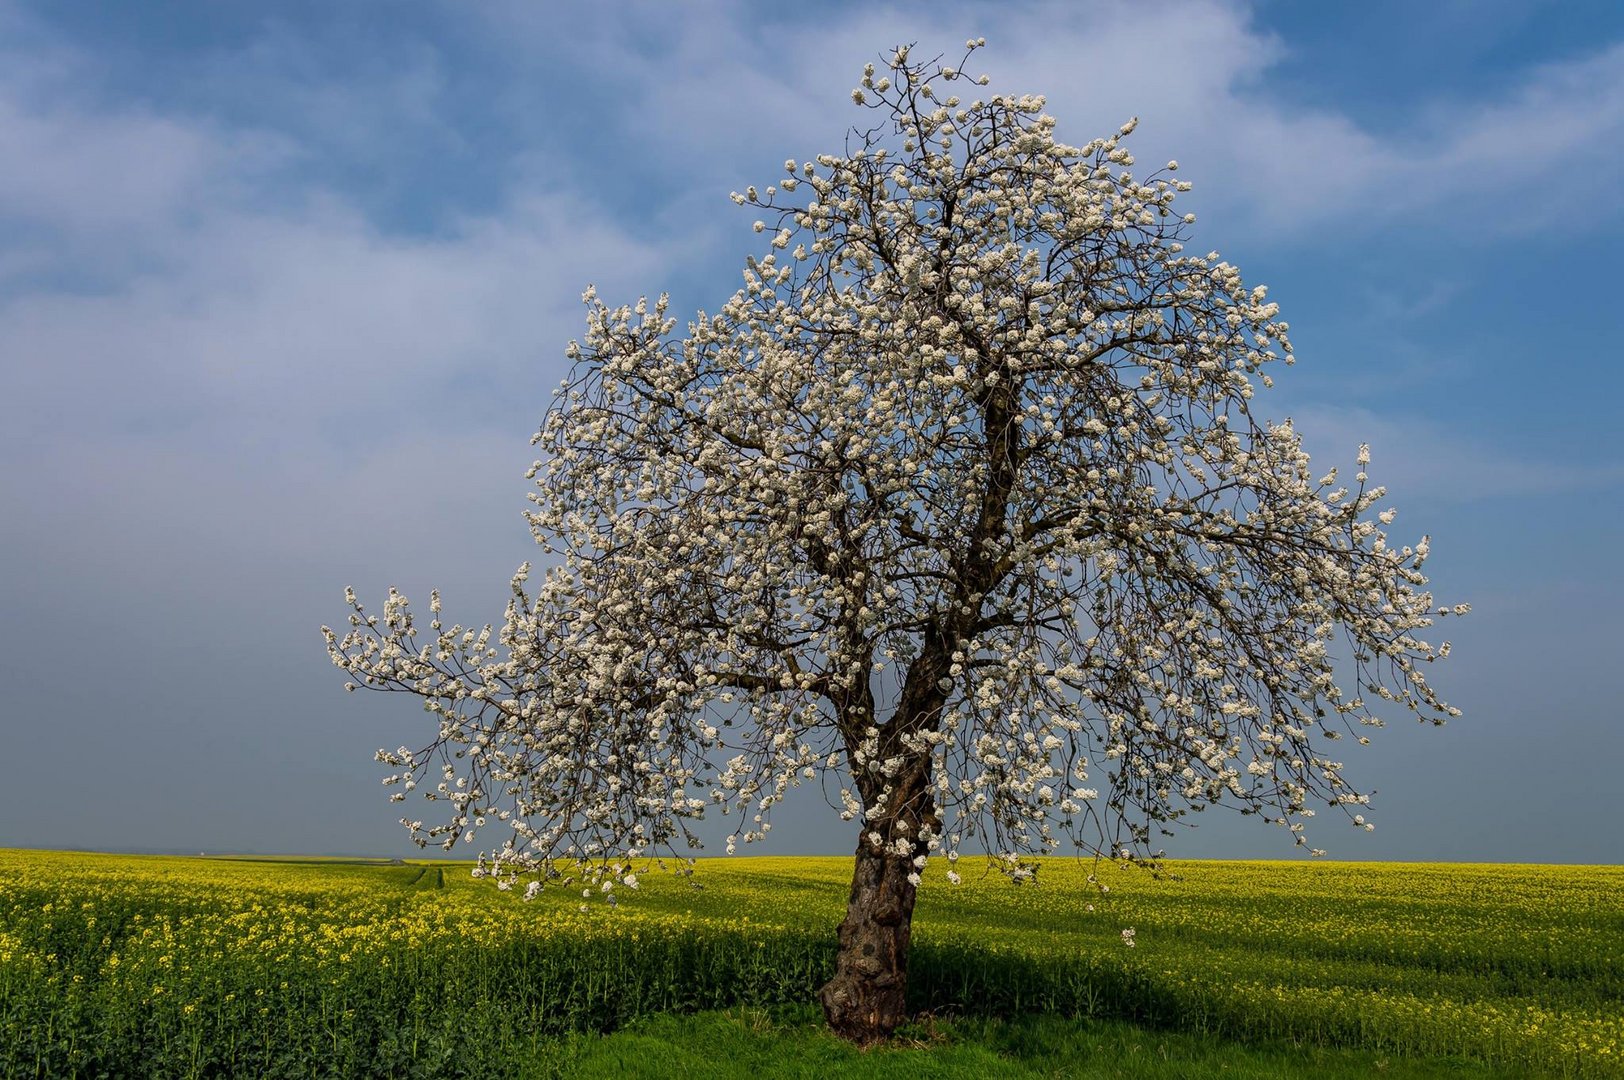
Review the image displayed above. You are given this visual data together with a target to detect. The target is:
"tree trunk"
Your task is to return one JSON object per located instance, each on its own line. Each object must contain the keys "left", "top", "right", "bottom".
{"left": 819, "top": 833, "right": 921, "bottom": 1044}
{"left": 820, "top": 644, "right": 944, "bottom": 1045}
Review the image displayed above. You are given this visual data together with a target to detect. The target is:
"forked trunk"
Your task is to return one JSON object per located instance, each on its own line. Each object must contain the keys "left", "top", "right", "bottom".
{"left": 819, "top": 834, "right": 921, "bottom": 1044}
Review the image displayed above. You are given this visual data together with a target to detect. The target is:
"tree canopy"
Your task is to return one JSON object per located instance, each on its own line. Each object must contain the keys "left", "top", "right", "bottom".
{"left": 325, "top": 37, "right": 1461, "bottom": 1042}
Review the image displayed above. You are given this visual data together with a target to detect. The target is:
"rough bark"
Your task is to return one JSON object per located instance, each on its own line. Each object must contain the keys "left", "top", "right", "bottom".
{"left": 818, "top": 830, "right": 923, "bottom": 1044}
{"left": 816, "top": 627, "right": 956, "bottom": 1045}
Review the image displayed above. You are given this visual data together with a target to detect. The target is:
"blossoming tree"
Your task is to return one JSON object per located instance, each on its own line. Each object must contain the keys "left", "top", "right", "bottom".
{"left": 325, "top": 41, "right": 1462, "bottom": 1044}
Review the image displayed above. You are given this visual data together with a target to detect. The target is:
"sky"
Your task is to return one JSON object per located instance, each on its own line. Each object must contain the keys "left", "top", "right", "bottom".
{"left": 2, "top": 0, "right": 1621, "bottom": 864}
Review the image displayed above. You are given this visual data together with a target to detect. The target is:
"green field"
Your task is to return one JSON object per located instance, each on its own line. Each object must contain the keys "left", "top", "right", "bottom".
{"left": 1, "top": 849, "right": 1619, "bottom": 1078}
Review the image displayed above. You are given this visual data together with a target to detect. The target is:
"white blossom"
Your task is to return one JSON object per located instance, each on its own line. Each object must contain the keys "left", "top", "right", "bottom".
{"left": 327, "top": 38, "right": 1462, "bottom": 901}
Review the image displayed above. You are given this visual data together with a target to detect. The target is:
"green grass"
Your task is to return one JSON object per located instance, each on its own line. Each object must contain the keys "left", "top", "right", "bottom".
{"left": 1, "top": 850, "right": 1620, "bottom": 1078}
{"left": 553, "top": 1005, "right": 1518, "bottom": 1079}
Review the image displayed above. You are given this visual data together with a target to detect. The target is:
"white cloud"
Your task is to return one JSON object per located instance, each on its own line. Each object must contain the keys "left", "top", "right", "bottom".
{"left": 0, "top": 194, "right": 661, "bottom": 449}
{"left": 0, "top": 15, "right": 671, "bottom": 632}
{"left": 0, "top": 93, "right": 205, "bottom": 229}
{"left": 504, "top": 0, "right": 1624, "bottom": 241}
{"left": 0, "top": 89, "right": 295, "bottom": 244}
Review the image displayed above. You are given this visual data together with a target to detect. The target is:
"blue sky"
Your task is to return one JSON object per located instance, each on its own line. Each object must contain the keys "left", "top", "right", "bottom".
{"left": 1, "top": 0, "right": 1620, "bottom": 862}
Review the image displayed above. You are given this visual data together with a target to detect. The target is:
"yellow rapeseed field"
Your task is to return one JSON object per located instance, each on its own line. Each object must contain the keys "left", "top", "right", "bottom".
{"left": 1, "top": 849, "right": 1619, "bottom": 1078}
